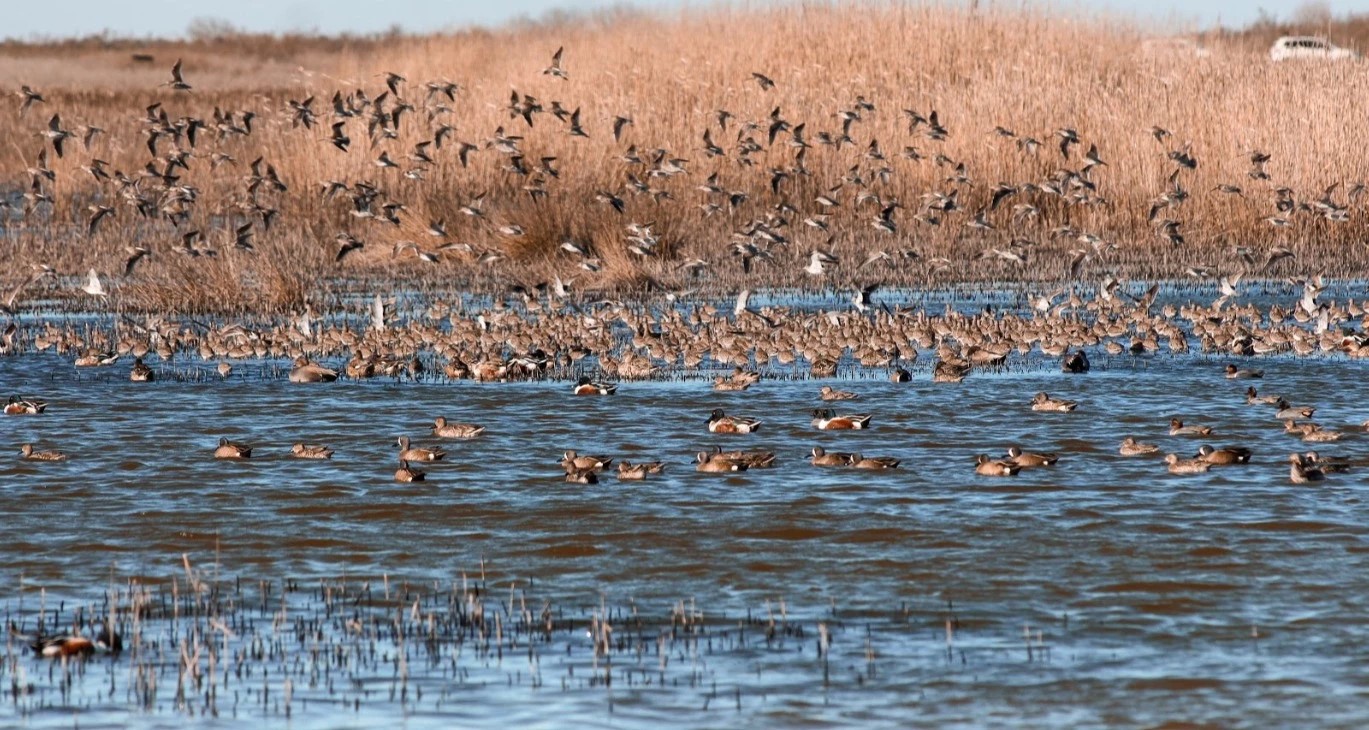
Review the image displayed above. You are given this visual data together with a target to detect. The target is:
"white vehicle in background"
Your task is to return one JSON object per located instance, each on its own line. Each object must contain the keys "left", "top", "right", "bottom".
{"left": 1269, "top": 36, "right": 1358, "bottom": 61}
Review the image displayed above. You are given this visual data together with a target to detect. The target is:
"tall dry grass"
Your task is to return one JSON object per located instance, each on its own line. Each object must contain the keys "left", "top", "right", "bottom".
{"left": 1, "top": 3, "right": 1368, "bottom": 313}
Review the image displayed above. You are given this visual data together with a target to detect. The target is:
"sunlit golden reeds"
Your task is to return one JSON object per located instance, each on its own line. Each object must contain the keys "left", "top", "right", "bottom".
{"left": 1, "top": 4, "right": 1368, "bottom": 313}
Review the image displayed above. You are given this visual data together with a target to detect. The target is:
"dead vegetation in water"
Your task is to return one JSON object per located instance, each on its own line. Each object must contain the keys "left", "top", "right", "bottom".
{"left": 1, "top": 5, "right": 1368, "bottom": 314}
{"left": 3, "top": 557, "right": 1041, "bottom": 721}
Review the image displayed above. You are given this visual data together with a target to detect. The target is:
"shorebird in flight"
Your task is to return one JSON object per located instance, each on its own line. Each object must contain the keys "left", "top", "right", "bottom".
{"left": 16, "top": 85, "right": 44, "bottom": 115}
{"left": 43, "top": 114, "right": 73, "bottom": 157}
{"left": 543, "top": 47, "right": 567, "bottom": 79}
{"left": 166, "top": 59, "right": 192, "bottom": 92}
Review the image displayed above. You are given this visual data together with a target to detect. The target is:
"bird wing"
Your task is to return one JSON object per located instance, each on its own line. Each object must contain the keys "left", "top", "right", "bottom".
{"left": 371, "top": 294, "right": 386, "bottom": 331}
{"left": 83, "top": 269, "right": 105, "bottom": 296}
{"left": 123, "top": 249, "right": 145, "bottom": 276}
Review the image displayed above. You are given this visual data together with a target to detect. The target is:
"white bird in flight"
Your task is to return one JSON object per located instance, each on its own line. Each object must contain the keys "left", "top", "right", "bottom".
{"left": 371, "top": 294, "right": 386, "bottom": 331}
{"left": 81, "top": 268, "right": 106, "bottom": 297}
{"left": 805, "top": 250, "right": 838, "bottom": 276}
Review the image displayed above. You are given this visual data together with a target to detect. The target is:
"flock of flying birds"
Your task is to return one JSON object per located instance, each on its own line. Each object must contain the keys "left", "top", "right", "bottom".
{"left": 0, "top": 41, "right": 1356, "bottom": 315}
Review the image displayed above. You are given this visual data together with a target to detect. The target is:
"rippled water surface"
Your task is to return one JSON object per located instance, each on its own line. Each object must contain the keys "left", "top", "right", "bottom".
{"left": 4, "top": 350, "right": 1369, "bottom": 728}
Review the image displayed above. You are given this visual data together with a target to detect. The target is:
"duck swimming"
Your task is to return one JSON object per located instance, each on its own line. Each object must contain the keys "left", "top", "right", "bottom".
{"left": 395, "top": 460, "right": 426, "bottom": 483}
{"left": 1196, "top": 444, "right": 1252, "bottom": 465}
{"left": 710, "top": 446, "right": 776, "bottom": 468}
{"left": 1031, "top": 392, "right": 1077, "bottom": 413}
{"left": 974, "top": 454, "right": 1020, "bottom": 476}
{"left": 289, "top": 356, "right": 338, "bottom": 383}
{"left": 696, "top": 452, "right": 747, "bottom": 473}
{"left": 573, "top": 376, "right": 617, "bottom": 395}
{"left": 1165, "top": 453, "right": 1211, "bottom": 474}
{"left": 214, "top": 437, "right": 252, "bottom": 459}
{"left": 1006, "top": 446, "right": 1058, "bottom": 467}
{"left": 811, "top": 409, "right": 872, "bottom": 430}
{"left": 707, "top": 408, "right": 762, "bottom": 434}
{"left": 5, "top": 396, "right": 46, "bottom": 415}
{"left": 851, "top": 454, "right": 901, "bottom": 470}
{"left": 432, "top": 417, "right": 485, "bottom": 439}
{"left": 1288, "top": 453, "right": 1324, "bottom": 484}
{"left": 809, "top": 446, "right": 856, "bottom": 466}
{"left": 130, "top": 357, "right": 155, "bottom": 382}
{"left": 291, "top": 443, "right": 334, "bottom": 459}
{"left": 561, "top": 449, "right": 612, "bottom": 472}
{"left": 20, "top": 443, "right": 67, "bottom": 461}
{"left": 819, "top": 385, "right": 859, "bottom": 401}
{"left": 616, "top": 461, "right": 664, "bottom": 480}
{"left": 1169, "top": 419, "right": 1213, "bottom": 436}
{"left": 396, "top": 436, "right": 446, "bottom": 461}
{"left": 1119, "top": 437, "right": 1160, "bottom": 456}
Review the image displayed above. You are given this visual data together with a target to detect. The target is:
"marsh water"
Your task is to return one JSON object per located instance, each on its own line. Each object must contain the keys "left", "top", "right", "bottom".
{"left": 4, "top": 288, "right": 1369, "bottom": 728}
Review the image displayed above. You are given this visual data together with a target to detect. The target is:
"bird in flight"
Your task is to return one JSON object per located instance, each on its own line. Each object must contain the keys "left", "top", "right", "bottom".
{"left": 543, "top": 47, "right": 568, "bottom": 79}
{"left": 166, "top": 59, "right": 192, "bottom": 92}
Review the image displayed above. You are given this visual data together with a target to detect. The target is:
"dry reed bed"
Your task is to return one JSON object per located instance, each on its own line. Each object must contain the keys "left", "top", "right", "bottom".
{"left": 1, "top": 5, "right": 1368, "bottom": 314}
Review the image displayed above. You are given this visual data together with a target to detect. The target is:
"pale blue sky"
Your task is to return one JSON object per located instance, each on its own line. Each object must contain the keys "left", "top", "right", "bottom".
{"left": 3, "top": 0, "right": 1367, "bottom": 39}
